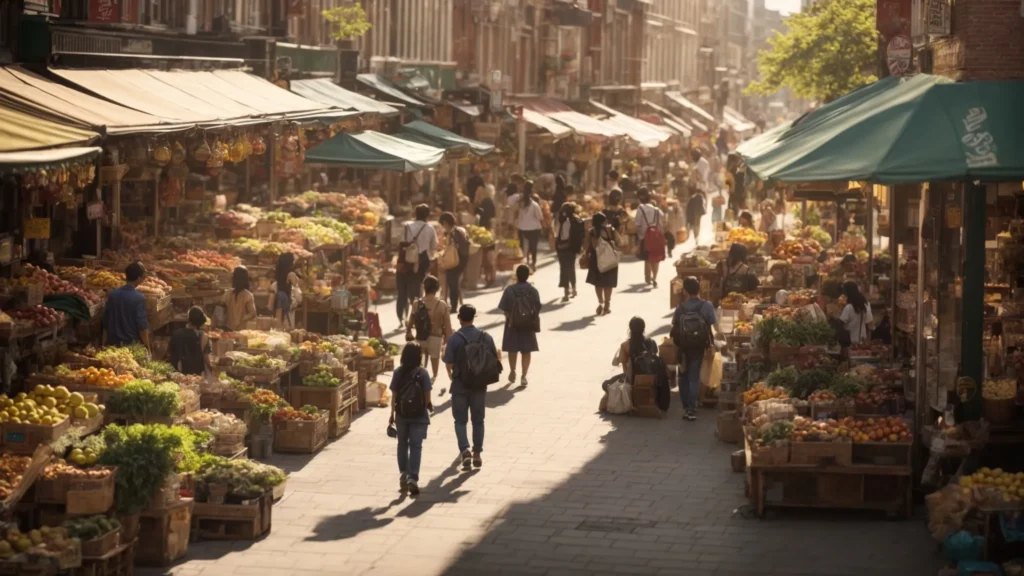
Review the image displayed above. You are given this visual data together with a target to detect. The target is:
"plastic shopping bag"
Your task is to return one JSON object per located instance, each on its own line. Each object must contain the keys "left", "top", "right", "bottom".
{"left": 701, "top": 351, "right": 723, "bottom": 391}
{"left": 605, "top": 379, "right": 634, "bottom": 414}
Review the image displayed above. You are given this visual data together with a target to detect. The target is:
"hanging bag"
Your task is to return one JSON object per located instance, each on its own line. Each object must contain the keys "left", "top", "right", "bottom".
{"left": 403, "top": 223, "right": 427, "bottom": 266}
{"left": 595, "top": 229, "right": 620, "bottom": 273}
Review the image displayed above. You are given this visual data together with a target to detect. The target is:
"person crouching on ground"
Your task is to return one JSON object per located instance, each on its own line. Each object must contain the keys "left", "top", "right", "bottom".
{"left": 389, "top": 342, "right": 433, "bottom": 496}
{"left": 444, "top": 305, "right": 501, "bottom": 471}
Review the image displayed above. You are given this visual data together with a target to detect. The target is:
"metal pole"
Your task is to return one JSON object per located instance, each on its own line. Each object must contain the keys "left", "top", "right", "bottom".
{"left": 111, "top": 150, "right": 121, "bottom": 249}
{"left": 960, "top": 181, "right": 986, "bottom": 421}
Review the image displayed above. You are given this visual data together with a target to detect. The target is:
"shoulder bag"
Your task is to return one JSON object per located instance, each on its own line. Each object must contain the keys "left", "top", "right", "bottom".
{"left": 439, "top": 229, "right": 462, "bottom": 270}
{"left": 403, "top": 223, "right": 427, "bottom": 266}
{"left": 596, "top": 229, "right": 620, "bottom": 273}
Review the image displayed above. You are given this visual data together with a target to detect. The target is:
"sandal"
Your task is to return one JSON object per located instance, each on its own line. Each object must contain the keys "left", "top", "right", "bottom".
{"left": 596, "top": 304, "right": 604, "bottom": 315}
{"left": 603, "top": 304, "right": 611, "bottom": 315}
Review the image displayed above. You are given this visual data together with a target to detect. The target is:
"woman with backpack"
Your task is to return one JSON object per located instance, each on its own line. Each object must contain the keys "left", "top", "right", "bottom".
{"left": 397, "top": 204, "right": 438, "bottom": 328}
{"left": 634, "top": 187, "right": 666, "bottom": 288}
{"left": 617, "top": 316, "right": 659, "bottom": 383}
{"left": 583, "top": 212, "right": 620, "bottom": 316}
{"left": 554, "top": 200, "right": 585, "bottom": 303}
{"left": 389, "top": 342, "right": 433, "bottom": 496}
{"left": 718, "top": 243, "right": 759, "bottom": 298}
{"left": 498, "top": 264, "right": 542, "bottom": 387}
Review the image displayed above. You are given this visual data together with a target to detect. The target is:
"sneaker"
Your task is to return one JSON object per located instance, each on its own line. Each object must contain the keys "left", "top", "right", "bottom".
{"left": 461, "top": 449, "right": 473, "bottom": 470}
{"left": 520, "top": 376, "right": 529, "bottom": 388}
{"left": 438, "top": 387, "right": 447, "bottom": 396}
{"left": 508, "top": 370, "right": 516, "bottom": 384}
{"left": 473, "top": 451, "right": 483, "bottom": 468}
{"left": 408, "top": 480, "right": 420, "bottom": 496}
{"left": 652, "top": 280, "right": 658, "bottom": 289}
{"left": 685, "top": 410, "right": 697, "bottom": 421}
{"left": 399, "top": 473, "right": 408, "bottom": 492}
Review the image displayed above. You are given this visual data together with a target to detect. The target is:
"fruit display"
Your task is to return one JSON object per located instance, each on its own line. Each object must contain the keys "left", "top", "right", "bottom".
{"left": 850, "top": 342, "right": 890, "bottom": 357}
{"left": 138, "top": 276, "right": 171, "bottom": 298}
{"left": 303, "top": 366, "right": 341, "bottom": 388}
{"left": 93, "top": 346, "right": 143, "bottom": 374}
{"left": 743, "top": 383, "right": 788, "bottom": 405}
{"left": 106, "top": 380, "right": 181, "bottom": 417}
{"left": 85, "top": 270, "right": 124, "bottom": 290}
{"left": 984, "top": 378, "right": 1017, "bottom": 400}
{"left": 176, "top": 250, "right": 240, "bottom": 271}
{"left": 233, "top": 353, "right": 287, "bottom": 371}
{"left": 0, "top": 391, "right": 70, "bottom": 426}
{"left": 720, "top": 293, "right": 747, "bottom": 309}
{"left": 808, "top": 390, "right": 841, "bottom": 403}
{"left": 467, "top": 225, "right": 494, "bottom": 246}
{"left": 365, "top": 338, "right": 398, "bottom": 358}
{"left": 773, "top": 238, "right": 822, "bottom": 259}
{"left": 734, "top": 321, "right": 753, "bottom": 336}
{"left": 42, "top": 457, "right": 111, "bottom": 478}
{"left": 0, "top": 455, "right": 32, "bottom": 500}
{"left": 272, "top": 405, "right": 321, "bottom": 422}
{"left": 248, "top": 389, "right": 289, "bottom": 423}
{"left": 751, "top": 420, "right": 793, "bottom": 447}
{"left": 800, "top": 225, "right": 832, "bottom": 247}
{"left": 855, "top": 386, "right": 900, "bottom": 406}
{"left": 64, "top": 515, "right": 120, "bottom": 541}
{"left": 9, "top": 305, "right": 64, "bottom": 329}
{"left": 790, "top": 416, "right": 849, "bottom": 442}
{"left": 26, "top": 266, "right": 101, "bottom": 305}
{"left": 22, "top": 385, "right": 101, "bottom": 421}
{"left": 959, "top": 467, "right": 1024, "bottom": 501}
{"left": 0, "top": 525, "right": 77, "bottom": 560}
{"left": 786, "top": 289, "right": 818, "bottom": 307}
{"left": 195, "top": 456, "right": 286, "bottom": 500}
{"left": 838, "top": 416, "right": 912, "bottom": 443}
{"left": 73, "top": 366, "right": 133, "bottom": 389}
{"left": 181, "top": 410, "right": 247, "bottom": 436}
{"left": 726, "top": 227, "right": 767, "bottom": 249}
{"left": 676, "top": 254, "right": 712, "bottom": 269}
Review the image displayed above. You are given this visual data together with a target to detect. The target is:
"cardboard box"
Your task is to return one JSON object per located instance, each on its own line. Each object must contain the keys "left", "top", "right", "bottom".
{"left": 658, "top": 341, "right": 679, "bottom": 366}
{"left": 717, "top": 411, "right": 744, "bottom": 444}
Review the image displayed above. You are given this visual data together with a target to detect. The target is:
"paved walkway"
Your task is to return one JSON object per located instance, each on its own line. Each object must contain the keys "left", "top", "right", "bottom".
{"left": 146, "top": 251, "right": 942, "bottom": 576}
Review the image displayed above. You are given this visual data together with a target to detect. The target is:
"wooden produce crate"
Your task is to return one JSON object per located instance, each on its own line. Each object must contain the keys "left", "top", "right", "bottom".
{"left": 329, "top": 402, "right": 355, "bottom": 439}
{"left": 212, "top": 434, "right": 246, "bottom": 457}
{"left": 288, "top": 385, "right": 341, "bottom": 413}
{"left": 71, "top": 414, "right": 105, "bottom": 438}
{"left": 751, "top": 465, "right": 912, "bottom": 519}
{"left": 35, "top": 466, "right": 116, "bottom": 515}
{"left": 136, "top": 499, "right": 193, "bottom": 566}
{"left": 789, "top": 440, "right": 853, "bottom": 467}
{"left": 851, "top": 441, "right": 912, "bottom": 467}
{"left": 191, "top": 492, "right": 272, "bottom": 541}
{"left": 80, "top": 528, "right": 121, "bottom": 558}
{"left": 630, "top": 375, "right": 662, "bottom": 418}
{"left": 338, "top": 372, "right": 359, "bottom": 406}
{"left": 272, "top": 412, "right": 328, "bottom": 454}
{"left": 77, "top": 540, "right": 134, "bottom": 576}
{"left": 744, "top": 428, "right": 790, "bottom": 467}
{"left": 3, "top": 417, "right": 71, "bottom": 454}
{"left": 145, "top": 295, "right": 172, "bottom": 314}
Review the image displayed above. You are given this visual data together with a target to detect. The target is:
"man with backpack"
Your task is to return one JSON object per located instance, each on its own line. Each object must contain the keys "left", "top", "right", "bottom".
{"left": 406, "top": 275, "right": 453, "bottom": 389}
{"left": 444, "top": 305, "right": 502, "bottom": 470}
{"left": 670, "top": 277, "right": 719, "bottom": 421}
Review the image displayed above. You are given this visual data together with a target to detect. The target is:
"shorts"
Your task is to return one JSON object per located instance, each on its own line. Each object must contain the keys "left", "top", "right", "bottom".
{"left": 418, "top": 335, "right": 443, "bottom": 359}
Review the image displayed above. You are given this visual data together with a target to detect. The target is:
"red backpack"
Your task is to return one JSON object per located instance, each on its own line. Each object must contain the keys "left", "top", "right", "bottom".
{"left": 641, "top": 208, "right": 666, "bottom": 257}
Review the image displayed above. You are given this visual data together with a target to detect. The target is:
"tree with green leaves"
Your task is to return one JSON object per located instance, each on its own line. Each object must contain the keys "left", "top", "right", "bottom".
{"left": 323, "top": 3, "right": 372, "bottom": 41}
{"left": 747, "top": 0, "right": 878, "bottom": 103}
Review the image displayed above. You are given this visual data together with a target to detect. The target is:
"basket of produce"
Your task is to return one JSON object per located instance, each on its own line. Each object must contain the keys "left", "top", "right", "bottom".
{"left": 0, "top": 525, "right": 81, "bottom": 569}
{"left": 788, "top": 417, "right": 853, "bottom": 466}
{"left": 983, "top": 379, "right": 1017, "bottom": 424}
{"left": 272, "top": 407, "right": 328, "bottom": 454}
{"left": 64, "top": 516, "right": 121, "bottom": 558}
{"left": 744, "top": 422, "right": 791, "bottom": 467}
{"left": 726, "top": 228, "right": 767, "bottom": 250}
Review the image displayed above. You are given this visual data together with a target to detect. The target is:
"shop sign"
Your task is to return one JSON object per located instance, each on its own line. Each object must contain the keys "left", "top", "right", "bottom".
{"left": 961, "top": 107, "right": 999, "bottom": 168}
{"left": 87, "top": 202, "right": 104, "bottom": 220}
{"left": 877, "top": 0, "right": 912, "bottom": 37}
{"left": 89, "top": 0, "right": 119, "bottom": 23}
{"left": 24, "top": 218, "right": 51, "bottom": 239}
{"left": 926, "top": 0, "right": 950, "bottom": 36}
{"left": 886, "top": 35, "right": 913, "bottom": 76}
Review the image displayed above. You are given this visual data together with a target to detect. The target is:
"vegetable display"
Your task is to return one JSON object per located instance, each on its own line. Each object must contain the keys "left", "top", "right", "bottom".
{"left": 64, "top": 515, "right": 121, "bottom": 541}
{"left": 0, "top": 525, "right": 77, "bottom": 560}
{"left": 196, "top": 457, "right": 286, "bottom": 500}
{"left": 106, "top": 379, "right": 181, "bottom": 417}
{"left": 272, "top": 405, "right": 321, "bottom": 422}
{"left": 302, "top": 366, "right": 341, "bottom": 388}
{"left": 0, "top": 455, "right": 32, "bottom": 500}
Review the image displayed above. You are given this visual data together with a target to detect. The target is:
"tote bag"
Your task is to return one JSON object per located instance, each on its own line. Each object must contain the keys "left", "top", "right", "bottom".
{"left": 596, "top": 232, "right": 620, "bottom": 273}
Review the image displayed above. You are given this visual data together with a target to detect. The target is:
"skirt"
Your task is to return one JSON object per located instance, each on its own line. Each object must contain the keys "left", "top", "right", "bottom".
{"left": 585, "top": 249, "right": 618, "bottom": 288}
{"left": 502, "top": 324, "right": 539, "bottom": 353}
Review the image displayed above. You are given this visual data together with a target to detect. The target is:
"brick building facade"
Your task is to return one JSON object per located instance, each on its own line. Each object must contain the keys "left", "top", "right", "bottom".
{"left": 922, "top": 0, "right": 1024, "bottom": 81}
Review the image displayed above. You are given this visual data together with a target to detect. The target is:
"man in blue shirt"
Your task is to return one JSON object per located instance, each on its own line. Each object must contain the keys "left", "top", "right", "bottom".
{"left": 444, "top": 304, "right": 501, "bottom": 471}
{"left": 670, "top": 276, "right": 719, "bottom": 421}
{"left": 104, "top": 262, "right": 150, "bottom": 351}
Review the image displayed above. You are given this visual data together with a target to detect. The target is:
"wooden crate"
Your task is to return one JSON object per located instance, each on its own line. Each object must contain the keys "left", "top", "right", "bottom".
{"left": 191, "top": 492, "right": 272, "bottom": 541}
{"left": 851, "top": 442, "right": 912, "bottom": 467}
{"left": 630, "top": 375, "right": 662, "bottom": 418}
{"left": 789, "top": 441, "right": 852, "bottom": 467}
{"left": 76, "top": 540, "right": 134, "bottom": 576}
{"left": 145, "top": 295, "right": 172, "bottom": 314}
{"left": 744, "top": 428, "right": 790, "bottom": 466}
{"left": 288, "top": 385, "right": 341, "bottom": 413}
{"left": 329, "top": 402, "right": 355, "bottom": 439}
{"left": 36, "top": 466, "right": 116, "bottom": 514}
{"left": 136, "top": 499, "right": 193, "bottom": 566}
{"left": 80, "top": 528, "right": 120, "bottom": 558}
{"left": 3, "top": 417, "right": 71, "bottom": 454}
{"left": 752, "top": 466, "right": 912, "bottom": 518}
{"left": 338, "top": 373, "right": 359, "bottom": 406}
{"left": 273, "top": 412, "right": 328, "bottom": 454}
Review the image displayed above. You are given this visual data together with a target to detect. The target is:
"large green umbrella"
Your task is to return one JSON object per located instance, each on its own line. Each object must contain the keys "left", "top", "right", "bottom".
{"left": 305, "top": 130, "right": 445, "bottom": 172}
{"left": 737, "top": 75, "right": 1024, "bottom": 183}
{"left": 398, "top": 120, "right": 495, "bottom": 156}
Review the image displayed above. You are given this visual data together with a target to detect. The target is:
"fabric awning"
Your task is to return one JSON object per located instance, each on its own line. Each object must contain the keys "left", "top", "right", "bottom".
{"left": 723, "top": 106, "right": 757, "bottom": 133}
{"left": 521, "top": 108, "right": 573, "bottom": 138}
{"left": 290, "top": 78, "right": 399, "bottom": 116}
{"left": 305, "top": 130, "right": 445, "bottom": 172}
{"left": 736, "top": 74, "right": 1024, "bottom": 183}
{"left": 641, "top": 99, "right": 695, "bottom": 134}
{"left": 0, "top": 103, "right": 100, "bottom": 152}
{"left": 587, "top": 100, "right": 673, "bottom": 146}
{"left": 0, "top": 66, "right": 187, "bottom": 133}
{"left": 398, "top": 120, "right": 494, "bottom": 156}
{"left": 449, "top": 102, "right": 482, "bottom": 117}
{"left": 0, "top": 146, "right": 102, "bottom": 170}
{"left": 356, "top": 74, "right": 429, "bottom": 108}
{"left": 548, "top": 111, "right": 623, "bottom": 138}
{"left": 665, "top": 91, "right": 716, "bottom": 124}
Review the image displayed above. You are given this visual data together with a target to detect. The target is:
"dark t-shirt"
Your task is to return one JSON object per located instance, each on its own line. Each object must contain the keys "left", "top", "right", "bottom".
{"left": 169, "top": 327, "right": 211, "bottom": 375}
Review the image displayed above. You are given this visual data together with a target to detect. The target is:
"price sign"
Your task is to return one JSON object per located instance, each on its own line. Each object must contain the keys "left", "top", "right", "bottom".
{"left": 87, "top": 202, "right": 104, "bottom": 220}
{"left": 24, "top": 218, "right": 51, "bottom": 239}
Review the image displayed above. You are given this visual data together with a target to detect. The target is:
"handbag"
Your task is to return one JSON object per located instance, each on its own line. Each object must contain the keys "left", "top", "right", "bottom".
{"left": 596, "top": 231, "right": 620, "bottom": 273}
{"left": 440, "top": 228, "right": 464, "bottom": 270}
{"left": 403, "top": 223, "right": 427, "bottom": 265}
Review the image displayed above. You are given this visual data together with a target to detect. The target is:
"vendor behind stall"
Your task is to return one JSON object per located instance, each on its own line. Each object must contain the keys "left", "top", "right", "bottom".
{"left": 719, "top": 244, "right": 760, "bottom": 296}
{"left": 169, "top": 306, "right": 213, "bottom": 376}
{"left": 104, "top": 261, "right": 150, "bottom": 350}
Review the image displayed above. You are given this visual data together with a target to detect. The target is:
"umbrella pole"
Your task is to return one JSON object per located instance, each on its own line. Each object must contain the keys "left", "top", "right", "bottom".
{"left": 960, "top": 181, "right": 987, "bottom": 421}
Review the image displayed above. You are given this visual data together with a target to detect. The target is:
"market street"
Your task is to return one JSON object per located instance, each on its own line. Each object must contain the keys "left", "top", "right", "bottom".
{"left": 145, "top": 251, "right": 941, "bottom": 576}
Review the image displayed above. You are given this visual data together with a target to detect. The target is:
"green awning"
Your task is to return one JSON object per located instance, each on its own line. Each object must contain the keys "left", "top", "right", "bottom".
{"left": 0, "top": 103, "right": 99, "bottom": 152}
{"left": 304, "top": 130, "right": 445, "bottom": 172}
{"left": 397, "top": 120, "right": 495, "bottom": 156}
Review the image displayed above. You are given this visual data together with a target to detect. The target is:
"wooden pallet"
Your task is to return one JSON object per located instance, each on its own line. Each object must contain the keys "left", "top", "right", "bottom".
{"left": 191, "top": 493, "right": 272, "bottom": 541}
{"left": 329, "top": 401, "right": 356, "bottom": 439}
{"left": 749, "top": 463, "right": 912, "bottom": 519}
{"left": 136, "top": 499, "right": 192, "bottom": 567}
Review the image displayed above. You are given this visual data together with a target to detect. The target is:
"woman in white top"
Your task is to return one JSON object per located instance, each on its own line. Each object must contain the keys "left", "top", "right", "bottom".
{"left": 839, "top": 281, "right": 873, "bottom": 345}
{"left": 516, "top": 181, "right": 543, "bottom": 268}
{"left": 633, "top": 188, "right": 666, "bottom": 288}
{"left": 398, "top": 204, "right": 438, "bottom": 327}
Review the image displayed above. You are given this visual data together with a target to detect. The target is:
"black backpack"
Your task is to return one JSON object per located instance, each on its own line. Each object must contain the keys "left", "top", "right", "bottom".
{"left": 413, "top": 300, "right": 433, "bottom": 341}
{"left": 672, "top": 303, "right": 711, "bottom": 351}
{"left": 455, "top": 332, "right": 502, "bottom": 389}
{"left": 396, "top": 368, "right": 426, "bottom": 419}
{"left": 509, "top": 288, "right": 539, "bottom": 332}
{"left": 631, "top": 339, "right": 662, "bottom": 377}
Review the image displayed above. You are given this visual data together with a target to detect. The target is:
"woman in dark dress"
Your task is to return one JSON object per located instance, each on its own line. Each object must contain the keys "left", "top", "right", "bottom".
{"left": 554, "top": 199, "right": 585, "bottom": 302}
{"left": 603, "top": 188, "right": 626, "bottom": 235}
{"left": 499, "top": 265, "right": 542, "bottom": 388}
{"left": 168, "top": 307, "right": 213, "bottom": 376}
{"left": 584, "top": 212, "right": 620, "bottom": 316}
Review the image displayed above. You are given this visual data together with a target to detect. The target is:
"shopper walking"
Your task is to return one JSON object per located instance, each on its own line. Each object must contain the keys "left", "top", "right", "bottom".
{"left": 727, "top": 153, "right": 747, "bottom": 216}
{"left": 499, "top": 265, "right": 541, "bottom": 388}
{"left": 475, "top": 183, "right": 496, "bottom": 230}
{"left": 634, "top": 187, "right": 666, "bottom": 288}
{"left": 104, "top": 261, "right": 150, "bottom": 350}
{"left": 839, "top": 281, "right": 873, "bottom": 345}
{"left": 554, "top": 200, "right": 585, "bottom": 302}
{"left": 686, "top": 188, "right": 707, "bottom": 247}
{"left": 397, "top": 204, "right": 438, "bottom": 327}
{"left": 444, "top": 305, "right": 502, "bottom": 471}
{"left": 516, "top": 183, "right": 543, "bottom": 269}
{"left": 389, "top": 342, "right": 433, "bottom": 496}
{"left": 224, "top": 266, "right": 257, "bottom": 331}
{"left": 584, "top": 212, "right": 620, "bottom": 316}
{"left": 603, "top": 188, "right": 626, "bottom": 234}
{"left": 439, "top": 212, "right": 470, "bottom": 310}
{"left": 406, "top": 275, "right": 452, "bottom": 386}
{"left": 670, "top": 277, "right": 718, "bottom": 421}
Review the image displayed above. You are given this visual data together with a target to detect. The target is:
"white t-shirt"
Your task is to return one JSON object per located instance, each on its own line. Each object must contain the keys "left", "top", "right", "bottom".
{"left": 840, "top": 302, "right": 873, "bottom": 344}
{"left": 516, "top": 200, "right": 543, "bottom": 231}
{"left": 634, "top": 204, "right": 663, "bottom": 238}
{"left": 694, "top": 157, "right": 710, "bottom": 185}
{"left": 404, "top": 220, "right": 438, "bottom": 257}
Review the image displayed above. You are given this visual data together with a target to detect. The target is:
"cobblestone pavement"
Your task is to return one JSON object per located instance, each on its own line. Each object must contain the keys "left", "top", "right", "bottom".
{"left": 145, "top": 251, "right": 942, "bottom": 576}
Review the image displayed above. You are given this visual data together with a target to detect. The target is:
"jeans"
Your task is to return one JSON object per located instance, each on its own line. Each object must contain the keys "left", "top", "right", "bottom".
{"left": 519, "top": 229, "right": 541, "bottom": 265}
{"left": 397, "top": 419, "right": 428, "bottom": 482}
{"left": 452, "top": 389, "right": 486, "bottom": 453}
{"left": 446, "top": 266, "right": 464, "bottom": 310}
{"left": 396, "top": 269, "right": 424, "bottom": 322}
{"left": 557, "top": 250, "right": 576, "bottom": 288}
{"left": 678, "top": 348, "right": 704, "bottom": 412}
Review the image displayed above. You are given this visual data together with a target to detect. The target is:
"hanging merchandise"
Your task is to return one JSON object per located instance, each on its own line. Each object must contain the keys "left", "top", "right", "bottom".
{"left": 207, "top": 140, "right": 225, "bottom": 175}
{"left": 127, "top": 141, "right": 148, "bottom": 168}
{"left": 159, "top": 176, "right": 182, "bottom": 207}
{"left": 251, "top": 136, "right": 267, "bottom": 156}
{"left": 151, "top": 140, "right": 171, "bottom": 167}
{"left": 193, "top": 138, "right": 212, "bottom": 163}
{"left": 171, "top": 141, "right": 186, "bottom": 165}
{"left": 228, "top": 138, "right": 246, "bottom": 164}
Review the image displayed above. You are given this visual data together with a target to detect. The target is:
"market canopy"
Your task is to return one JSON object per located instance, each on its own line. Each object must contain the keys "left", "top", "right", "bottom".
{"left": 723, "top": 105, "right": 756, "bottom": 133}
{"left": 397, "top": 120, "right": 495, "bottom": 156}
{"left": 736, "top": 74, "right": 1024, "bottom": 183}
{"left": 588, "top": 100, "right": 673, "bottom": 147}
{"left": 665, "top": 91, "right": 716, "bottom": 126}
{"left": 0, "top": 66, "right": 189, "bottom": 133}
{"left": 305, "top": 130, "right": 445, "bottom": 172}
{"left": 356, "top": 74, "right": 429, "bottom": 108}
{"left": 0, "top": 102, "right": 99, "bottom": 152}
{"left": 521, "top": 109, "right": 573, "bottom": 138}
{"left": 512, "top": 98, "right": 622, "bottom": 139}
{"left": 290, "top": 78, "right": 399, "bottom": 116}
{"left": 640, "top": 100, "right": 695, "bottom": 136}
{"left": 0, "top": 146, "right": 102, "bottom": 171}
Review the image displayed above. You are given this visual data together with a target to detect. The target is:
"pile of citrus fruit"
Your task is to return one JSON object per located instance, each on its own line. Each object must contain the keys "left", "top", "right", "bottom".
{"left": 75, "top": 366, "right": 133, "bottom": 388}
